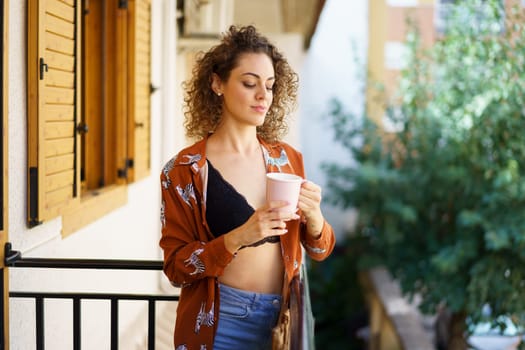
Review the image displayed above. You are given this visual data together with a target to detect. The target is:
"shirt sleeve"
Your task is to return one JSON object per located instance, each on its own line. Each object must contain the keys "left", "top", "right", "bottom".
{"left": 300, "top": 220, "right": 336, "bottom": 261}
{"left": 159, "top": 171, "right": 235, "bottom": 287}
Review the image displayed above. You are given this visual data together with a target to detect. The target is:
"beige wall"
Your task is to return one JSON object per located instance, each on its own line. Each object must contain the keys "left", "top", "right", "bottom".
{"left": 367, "top": 0, "right": 436, "bottom": 123}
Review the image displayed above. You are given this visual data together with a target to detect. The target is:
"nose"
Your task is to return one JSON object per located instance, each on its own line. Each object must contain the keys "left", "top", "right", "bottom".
{"left": 256, "top": 85, "right": 269, "bottom": 100}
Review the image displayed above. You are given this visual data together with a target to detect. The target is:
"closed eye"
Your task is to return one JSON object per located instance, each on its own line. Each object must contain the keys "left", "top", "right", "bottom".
{"left": 243, "top": 81, "right": 273, "bottom": 92}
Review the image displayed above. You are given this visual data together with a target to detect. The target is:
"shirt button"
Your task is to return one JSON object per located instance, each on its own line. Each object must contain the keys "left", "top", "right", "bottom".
{"left": 272, "top": 299, "right": 280, "bottom": 306}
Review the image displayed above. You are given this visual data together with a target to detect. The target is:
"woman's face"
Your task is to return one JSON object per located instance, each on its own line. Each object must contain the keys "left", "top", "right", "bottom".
{"left": 213, "top": 53, "right": 275, "bottom": 128}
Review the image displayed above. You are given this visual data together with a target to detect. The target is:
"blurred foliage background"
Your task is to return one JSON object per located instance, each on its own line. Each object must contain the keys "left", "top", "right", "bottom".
{"left": 308, "top": 1, "right": 525, "bottom": 349}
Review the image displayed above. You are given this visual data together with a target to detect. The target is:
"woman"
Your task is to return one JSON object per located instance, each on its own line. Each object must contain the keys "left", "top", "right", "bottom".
{"left": 160, "top": 25, "right": 335, "bottom": 350}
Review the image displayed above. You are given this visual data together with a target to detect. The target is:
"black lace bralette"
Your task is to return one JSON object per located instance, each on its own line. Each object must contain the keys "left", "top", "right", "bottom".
{"left": 205, "top": 160, "right": 279, "bottom": 249}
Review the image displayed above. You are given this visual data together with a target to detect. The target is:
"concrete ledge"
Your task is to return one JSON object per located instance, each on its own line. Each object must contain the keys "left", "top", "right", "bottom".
{"left": 360, "top": 267, "right": 435, "bottom": 350}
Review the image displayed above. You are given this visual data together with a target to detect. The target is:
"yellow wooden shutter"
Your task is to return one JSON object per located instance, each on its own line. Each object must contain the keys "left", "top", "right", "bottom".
{"left": 27, "top": 0, "right": 80, "bottom": 224}
{"left": 127, "top": 0, "right": 151, "bottom": 182}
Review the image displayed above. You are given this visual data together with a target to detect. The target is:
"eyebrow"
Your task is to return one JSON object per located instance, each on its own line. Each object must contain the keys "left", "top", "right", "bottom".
{"left": 241, "top": 72, "right": 275, "bottom": 81}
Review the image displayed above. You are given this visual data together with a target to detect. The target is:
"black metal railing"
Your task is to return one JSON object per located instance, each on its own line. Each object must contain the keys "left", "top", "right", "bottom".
{"left": 3, "top": 243, "right": 179, "bottom": 350}
{"left": 292, "top": 264, "right": 315, "bottom": 350}
{"left": 3, "top": 242, "right": 315, "bottom": 350}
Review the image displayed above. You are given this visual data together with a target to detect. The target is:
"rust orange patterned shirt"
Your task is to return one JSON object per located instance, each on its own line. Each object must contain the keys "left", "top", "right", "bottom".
{"left": 159, "top": 135, "right": 335, "bottom": 350}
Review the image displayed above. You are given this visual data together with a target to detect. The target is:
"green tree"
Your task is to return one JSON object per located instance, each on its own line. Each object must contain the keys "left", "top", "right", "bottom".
{"left": 321, "top": 1, "right": 525, "bottom": 349}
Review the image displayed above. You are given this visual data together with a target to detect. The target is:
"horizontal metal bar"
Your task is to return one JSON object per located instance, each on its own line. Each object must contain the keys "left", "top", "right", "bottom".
{"left": 7, "top": 258, "right": 164, "bottom": 270}
{"left": 10, "top": 291, "right": 179, "bottom": 301}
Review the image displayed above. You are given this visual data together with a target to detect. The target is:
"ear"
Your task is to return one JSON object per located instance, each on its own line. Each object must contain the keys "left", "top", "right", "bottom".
{"left": 211, "top": 73, "right": 222, "bottom": 95}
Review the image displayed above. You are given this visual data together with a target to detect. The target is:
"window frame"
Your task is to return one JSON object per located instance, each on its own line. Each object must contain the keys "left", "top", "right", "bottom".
{"left": 27, "top": 0, "right": 151, "bottom": 236}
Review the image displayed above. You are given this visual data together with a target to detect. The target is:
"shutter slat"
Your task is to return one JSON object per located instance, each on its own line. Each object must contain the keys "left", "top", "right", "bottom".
{"left": 46, "top": 69, "right": 75, "bottom": 88}
{"left": 45, "top": 139, "right": 75, "bottom": 158}
{"left": 44, "top": 104, "right": 75, "bottom": 122}
{"left": 44, "top": 86, "right": 75, "bottom": 104}
{"left": 47, "top": 0, "right": 75, "bottom": 22}
{"left": 60, "top": 0, "right": 75, "bottom": 7}
{"left": 45, "top": 13, "right": 75, "bottom": 39}
{"left": 46, "top": 154, "right": 75, "bottom": 175}
{"left": 46, "top": 51, "right": 75, "bottom": 71}
{"left": 45, "top": 170, "right": 74, "bottom": 192}
{"left": 45, "top": 186, "right": 74, "bottom": 208}
{"left": 44, "top": 121, "right": 74, "bottom": 139}
{"left": 45, "top": 32, "right": 74, "bottom": 55}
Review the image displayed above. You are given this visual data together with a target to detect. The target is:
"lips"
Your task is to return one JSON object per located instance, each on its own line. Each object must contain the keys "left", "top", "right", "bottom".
{"left": 252, "top": 106, "right": 267, "bottom": 113}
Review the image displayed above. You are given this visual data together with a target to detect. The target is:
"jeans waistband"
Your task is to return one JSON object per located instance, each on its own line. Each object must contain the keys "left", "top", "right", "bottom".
{"left": 218, "top": 283, "right": 282, "bottom": 307}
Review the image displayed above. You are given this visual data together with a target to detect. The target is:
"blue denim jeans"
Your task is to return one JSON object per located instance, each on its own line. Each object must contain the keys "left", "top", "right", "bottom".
{"left": 213, "top": 283, "right": 282, "bottom": 350}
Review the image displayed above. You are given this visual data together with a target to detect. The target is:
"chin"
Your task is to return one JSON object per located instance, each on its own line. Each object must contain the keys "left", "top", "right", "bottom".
{"left": 251, "top": 115, "right": 266, "bottom": 126}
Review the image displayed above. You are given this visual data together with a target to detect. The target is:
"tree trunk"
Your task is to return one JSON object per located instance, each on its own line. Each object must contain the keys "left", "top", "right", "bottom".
{"left": 447, "top": 311, "right": 468, "bottom": 350}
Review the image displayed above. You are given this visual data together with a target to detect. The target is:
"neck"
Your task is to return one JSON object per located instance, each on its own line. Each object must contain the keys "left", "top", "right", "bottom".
{"left": 210, "top": 126, "right": 260, "bottom": 156}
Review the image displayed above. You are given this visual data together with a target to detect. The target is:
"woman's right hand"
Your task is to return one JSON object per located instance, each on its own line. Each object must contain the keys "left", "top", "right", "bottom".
{"left": 223, "top": 200, "right": 299, "bottom": 253}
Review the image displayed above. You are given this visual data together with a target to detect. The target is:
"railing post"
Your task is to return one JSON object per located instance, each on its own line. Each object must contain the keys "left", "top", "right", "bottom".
{"left": 148, "top": 300, "right": 155, "bottom": 350}
{"left": 73, "top": 298, "right": 81, "bottom": 350}
{"left": 111, "top": 299, "right": 118, "bottom": 350}
{"left": 1, "top": 267, "right": 5, "bottom": 350}
{"left": 36, "top": 297, "right": 44, "bottom": 350}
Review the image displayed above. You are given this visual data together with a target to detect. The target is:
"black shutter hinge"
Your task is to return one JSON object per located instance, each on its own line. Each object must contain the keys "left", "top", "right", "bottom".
{"left": 29, "top": 167, "right": 43, "bottom": 227}
{"left": 76, "top": 122, "right": 89, "bottom": 134}
{"left": 39, "top": 58, "right": 48, "bottom": 80}
{"left": 150, "top": 83, "right": 160, "bottom": 94}
{"left": 118, "top": 0, "right": 128, "bottom": 9}
{"left": 117, "top": 158, "right": 134, "bottom": 179}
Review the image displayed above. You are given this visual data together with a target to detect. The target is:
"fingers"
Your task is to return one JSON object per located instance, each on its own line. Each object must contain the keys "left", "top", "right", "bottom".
{"left": 299, "top": 181, "right": 322, "bottom": 206}
{"left": 267, "top": 200, "right": 300, "bottom": 221}
{"left": 301, "top": 180, "right": 322, "bottom": 198}
{"left": 225, "top": 211, "right": 288, "bottom": 253}
{"left": 252, "top": 206, "right": 289, "bottom": 232}
{"left": 298, "top": 181, "right": 324, "bottom": 225}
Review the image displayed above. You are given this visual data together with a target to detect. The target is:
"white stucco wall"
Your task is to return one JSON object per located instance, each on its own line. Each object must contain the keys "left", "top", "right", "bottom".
{"left": 299, "top": 0, "right": 369, "bottom": 239}
{"left": 7, "top": 1, "right": 178, "bottom": 349}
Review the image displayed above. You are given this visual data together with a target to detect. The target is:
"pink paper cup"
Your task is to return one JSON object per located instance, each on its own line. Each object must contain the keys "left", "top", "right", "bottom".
{"left": 266, "top": 172, "right": 303, "bottom": 214}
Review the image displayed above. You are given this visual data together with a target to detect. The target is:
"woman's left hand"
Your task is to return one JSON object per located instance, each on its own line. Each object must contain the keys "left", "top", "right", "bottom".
{"left": 297, "top": 180, "right": 325, "bottom": 238}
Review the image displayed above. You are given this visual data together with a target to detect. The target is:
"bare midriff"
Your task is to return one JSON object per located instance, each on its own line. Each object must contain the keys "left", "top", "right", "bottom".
{"left": 219, "top": 242, "right": 284, "bottom": 294}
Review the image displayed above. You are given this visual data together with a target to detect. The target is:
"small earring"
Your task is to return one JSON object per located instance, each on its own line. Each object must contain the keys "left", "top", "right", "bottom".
{"left": 217, "top": 92, "right": 222, "bottom": 96}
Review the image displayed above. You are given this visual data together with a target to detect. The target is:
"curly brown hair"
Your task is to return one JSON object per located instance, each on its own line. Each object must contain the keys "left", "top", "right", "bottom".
{"left": 183, "top": 25, "right": 299, "bottom": 142}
